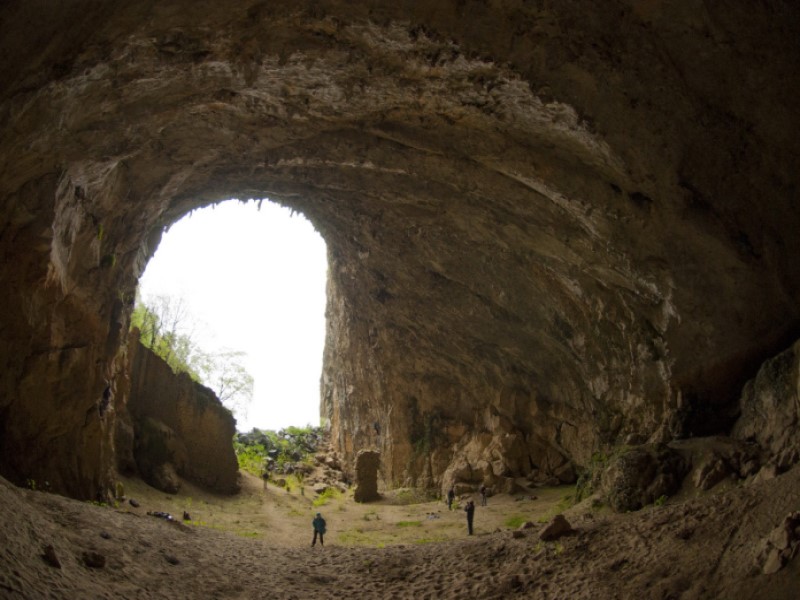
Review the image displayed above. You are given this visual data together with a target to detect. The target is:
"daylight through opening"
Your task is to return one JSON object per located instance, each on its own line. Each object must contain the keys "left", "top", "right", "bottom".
{"left": 137, "top": 199, "right": 328, "bottom": 431}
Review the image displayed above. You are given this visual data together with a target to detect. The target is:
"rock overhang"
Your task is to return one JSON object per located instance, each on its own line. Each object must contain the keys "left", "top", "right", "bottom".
{"left": 1, "top": 0, "right": 799, "bottom": 496}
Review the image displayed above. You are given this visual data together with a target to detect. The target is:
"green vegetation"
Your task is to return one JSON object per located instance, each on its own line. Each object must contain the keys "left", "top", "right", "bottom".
{"left": 504, "top": 515, "right": 528, "bottom": 529}
{"left": 408, "top": 402, "right": 446, "bottom": 457}
{"left": 576, "top": 446, "right": 632, "bottom": 503}
{"left": 100, "top": 253, "right": 116, "bottom": 269}
{"left": 121, "top": 472, "right": 584, "bottom": 550}
{"left": 337, "top": 529, "right": 374, "bottom": 545}
{"left": 312, "top": 487, "right": 341, "bottom": 507}
{"left": 537, "top": 488, "right": 577, "bottom": 522}
{"left": 412, "top": 535, "right": 449, "bottom": 545}
{"left": 233, "top": 425, "right": 323, "bottom": 477}
{"left": 235, "top": 530, "right": 261, "bottom": 538}
{"left": 234, "top": 441, "right": 267, "bottom": 476}
{"left": 130, "top": 292, "right": 253, "bottom": 419}
{"left": 396, "top": 520, "right": 422, "bottom": 527}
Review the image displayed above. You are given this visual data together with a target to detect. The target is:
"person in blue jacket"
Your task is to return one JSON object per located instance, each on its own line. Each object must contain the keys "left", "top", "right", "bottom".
{"left": 312, "top": 512, "right": 327, "bottom": 547}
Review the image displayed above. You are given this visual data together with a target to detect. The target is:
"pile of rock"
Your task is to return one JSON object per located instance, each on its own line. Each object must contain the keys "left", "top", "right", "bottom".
{"left": 759, "top": 512, "right": 800, "bottom": 574}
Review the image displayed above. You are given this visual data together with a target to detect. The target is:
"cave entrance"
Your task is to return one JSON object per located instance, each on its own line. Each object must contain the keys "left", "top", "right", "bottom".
{"left": 137, "top": 199, "right": 328, "bottom": 431}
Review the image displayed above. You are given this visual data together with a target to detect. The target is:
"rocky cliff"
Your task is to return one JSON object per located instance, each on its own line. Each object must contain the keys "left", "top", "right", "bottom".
{"left": 0, "top": 0, "right": 799, "bottom": 498}
{"left": 117, "top": 339, "right": 239, "bottom": 494}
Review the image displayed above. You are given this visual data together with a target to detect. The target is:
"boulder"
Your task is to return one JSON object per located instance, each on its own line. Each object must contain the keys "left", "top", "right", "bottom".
{"left": 732, "top": 340, "right": 800, "bottom": 471}
{"left": 693, "top": 456, "right": 730, "bottom": 491}
{"left": 539, "top": 515, "right": 573, "bottom": 541}
{"left": 601, "top": 444, "right": 688, "bottom": 512}
{"left": 757, "top": 512, "right": 800, "bottom": 575}
{"left": 150, "top": 463, "right": 181, "bottom": 494}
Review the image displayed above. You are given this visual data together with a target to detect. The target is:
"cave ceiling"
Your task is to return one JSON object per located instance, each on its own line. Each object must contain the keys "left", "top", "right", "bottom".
{"left": 1, "top": 0, "right": 799, "bottom": 495}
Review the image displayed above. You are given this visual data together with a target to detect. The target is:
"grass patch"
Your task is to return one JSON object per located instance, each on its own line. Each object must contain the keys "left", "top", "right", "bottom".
{"left": 412, "top": 534, "right": 449, "bottom": 545}
{"left": 337, "top": 529, "right": 374, "bottom": 545}
{"left": 537, "top": 486, "right": 578, "bottom": 522}
{"left": 236, "top": 530, "right": 261, "bottom": 538}
{"left": 396, "top": 520, "right": 422, "bottom": 527}
{"left": 504, "top": 515, "right": 528, "bottom": 529}
{"left": 312, "top": 487, "right": 341, "bottom": 507}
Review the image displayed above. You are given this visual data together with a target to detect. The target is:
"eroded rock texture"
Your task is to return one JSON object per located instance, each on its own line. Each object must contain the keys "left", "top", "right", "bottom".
{"left": 0, "top": 1, "right": 799, "bottom": 497}
{"left": 732, "top": 339, "right": 800, "bottom": 473}
{"left": 119, "top": 340, "right": 239, "bottom": 494}
{"left": 353, "top": 449, "right": 380, "bottom": 503}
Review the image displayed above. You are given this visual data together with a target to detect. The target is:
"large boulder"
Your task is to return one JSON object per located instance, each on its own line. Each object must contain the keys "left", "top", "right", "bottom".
{"left": 441, "top": 428, "right": 574, "bottom": 495}
{"left": 601, "top": 444, "right": 688, "bottom": 512}
{"left": 666, "top": 436, "right": 761, "bottom": 492}
{"left": 732, "top": 339, "right": 800, "bottom": 472}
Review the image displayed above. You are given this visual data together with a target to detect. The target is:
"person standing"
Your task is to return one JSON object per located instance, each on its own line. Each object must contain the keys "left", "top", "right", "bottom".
{"left": 312, "top": 512, "right": 326, "bottom": 547}
{"left": 479, "top": 484, "right": 487, "bottom": 506}
{"left": 464, "top": 500, "right": 475, "bottom": 535}
{"left": 447, "top": 487, "right": 456, "bottom": 510}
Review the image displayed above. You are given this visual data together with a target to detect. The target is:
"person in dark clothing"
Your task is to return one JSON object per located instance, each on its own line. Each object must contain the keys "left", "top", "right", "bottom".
{"left": 464, "top": 500, "right": 475, "bottom": 535}
{"left": 447, "top": 487, "right": 456, "bottom": 510}
{"left": 312, "top": 512, "right": 326, "bottom": 547}
{"left": 479, "top": 484, "right": 487, "bottom": 506}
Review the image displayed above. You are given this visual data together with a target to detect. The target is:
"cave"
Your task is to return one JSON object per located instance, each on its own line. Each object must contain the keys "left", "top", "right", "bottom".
{"left": 1, "top": 0, "right": 799, "bottom": 510}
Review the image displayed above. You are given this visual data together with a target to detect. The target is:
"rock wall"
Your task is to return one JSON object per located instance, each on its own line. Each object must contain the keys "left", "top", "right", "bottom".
{"left": 0, "top": 1, "right": 799, "bottom": 497}
{"left": 732, "top": 339, "right": 800, "bottom": 472}
{"left": 120, "top": 340, "right": 239, "bottom": 494}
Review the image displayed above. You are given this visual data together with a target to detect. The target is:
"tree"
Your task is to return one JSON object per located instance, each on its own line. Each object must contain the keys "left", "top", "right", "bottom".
{"left": 194, "top": 348, "right": 254, "bottom": 421}
{"left": 130, "top": 292, "right": 254, "bottom": 421}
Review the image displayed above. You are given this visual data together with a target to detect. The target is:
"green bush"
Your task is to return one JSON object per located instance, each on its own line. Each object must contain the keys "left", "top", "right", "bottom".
{"left": 312, "top": 487, "right": 341, "bottom": 507}
{"left": 234, "top": 440, "right": 267, "bottom": 476}
{"left": 233, "top": 425, "right": 324, "bottom": 477}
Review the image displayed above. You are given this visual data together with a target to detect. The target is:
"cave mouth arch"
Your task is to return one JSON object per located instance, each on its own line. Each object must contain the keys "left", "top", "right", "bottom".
{"left": 0, "top": 2, "right": 798, "bottom": 500}
{"left": 137, "top": 198, "right": 328, "bottom": 431}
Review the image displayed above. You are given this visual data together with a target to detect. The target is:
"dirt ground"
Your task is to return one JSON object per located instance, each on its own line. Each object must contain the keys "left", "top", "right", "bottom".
{"left": 119, "top": 471, "right": 576, "bottom": 547}
{"left": 1, "top": 466, "right": 798, "bottom": 599}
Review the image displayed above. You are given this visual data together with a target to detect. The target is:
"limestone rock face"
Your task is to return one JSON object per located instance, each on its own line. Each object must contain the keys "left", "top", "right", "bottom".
{"left": 0, "top": 1, "right": 799, "bottom": 497}
{"left": 353, "top": 449, "right": 380, "bottom": 503}
{"left": 732, "top": 339, "right": 800, "bottom": 472}
{"left": 133, "top": 416, "right": 188, "bottom": 494}
{"left": 121, "top": 341, "right": 240, "bottom": 494}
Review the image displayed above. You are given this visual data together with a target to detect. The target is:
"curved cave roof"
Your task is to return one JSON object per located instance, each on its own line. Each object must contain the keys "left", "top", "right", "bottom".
{"left": 1, "top": 0, "right": 799, "bottom": 496}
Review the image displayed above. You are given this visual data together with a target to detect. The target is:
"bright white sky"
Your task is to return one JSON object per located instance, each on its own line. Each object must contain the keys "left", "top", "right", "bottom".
{"left": 138, "top": 199, "right": 328, "bottom": 432}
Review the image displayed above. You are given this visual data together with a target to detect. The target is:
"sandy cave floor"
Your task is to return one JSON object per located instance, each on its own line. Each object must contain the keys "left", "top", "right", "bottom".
{"left": 1, "top": 467, "right": 799, "bottom": 599}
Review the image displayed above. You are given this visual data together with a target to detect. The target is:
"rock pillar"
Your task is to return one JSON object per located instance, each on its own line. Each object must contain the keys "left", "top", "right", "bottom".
{"left": 353, "top": 450, "right": 381, "bottom": 503}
